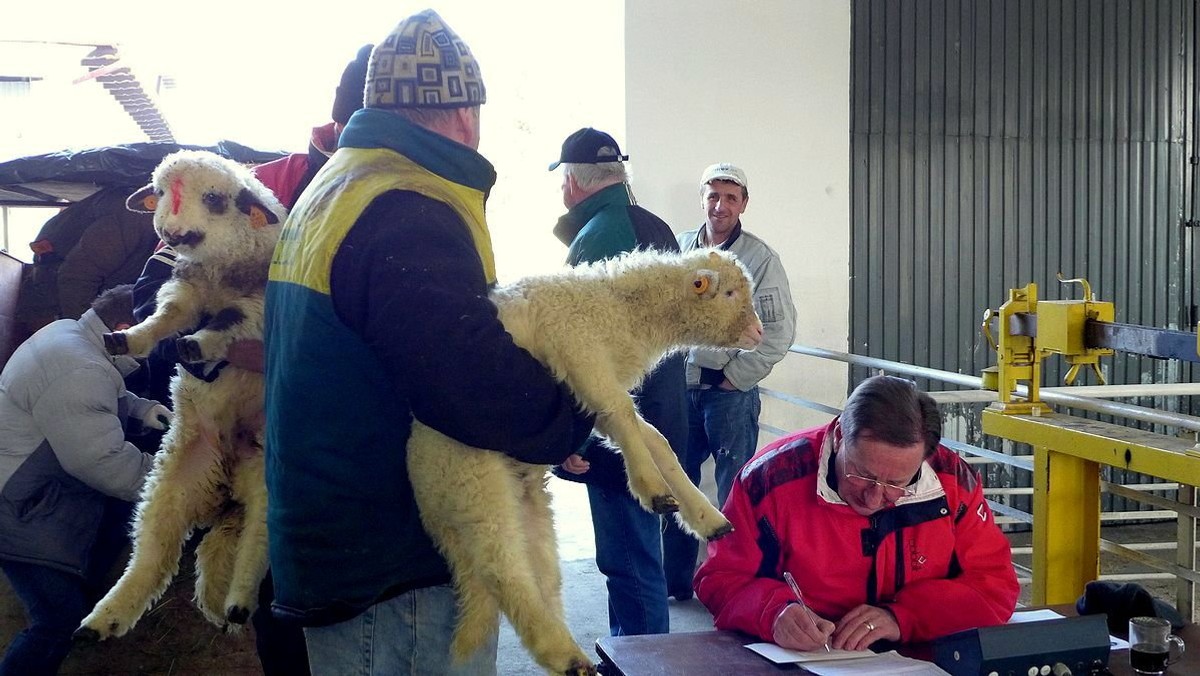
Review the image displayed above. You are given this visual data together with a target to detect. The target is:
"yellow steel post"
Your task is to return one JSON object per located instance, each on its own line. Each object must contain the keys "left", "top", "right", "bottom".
{"left": 1031, "top": 445, "right": 1101, "bottom": 604}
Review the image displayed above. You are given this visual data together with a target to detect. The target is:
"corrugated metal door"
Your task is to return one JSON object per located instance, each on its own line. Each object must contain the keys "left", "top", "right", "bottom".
{"left": 850, "top": 0, "right": 1197, "bottom": 393}
{"left": 849, "top": 0, "right": 1197, "bottom": 513}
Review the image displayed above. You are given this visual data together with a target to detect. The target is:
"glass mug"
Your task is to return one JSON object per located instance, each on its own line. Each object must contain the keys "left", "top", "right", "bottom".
{"left": 1128, "top": 616, "right": 1185, "bottom": 675}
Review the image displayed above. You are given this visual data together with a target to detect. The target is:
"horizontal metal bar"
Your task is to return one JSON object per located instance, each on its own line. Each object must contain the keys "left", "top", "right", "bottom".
{"left": 1100, "top": 511, "right": 1180, "bottom": 522}
{"left": 983, "top": 487, "right": 1034, "bottom": 495}
{"left": 1100, "top": 573, "right": 1179, "bottom": 582}
{"left": 941, "top": 438, "right": 1035, "bottom": 471}
{"left": 1087, "top": 320, "right": 1200, "bottom": 362}
{"left": 1098, "top": 540, "right": 1200, "bottom": 584}
{"left": 759, "top": 387, "right": 842, "bottom": 416}
{"left": 788, "top": 345, "right": 984, "bottom": 388}
{"left": 759, "top": 422, "right": 788, "bottom": 438}
{"left": 987, "top": 499, "right": 1033, "bottom": 524}
{"left": 792, "top": 345, "right": 1200, "bottom": 434}
{"left": 1102, "top": 481, "right": 1200, "bottom": 519}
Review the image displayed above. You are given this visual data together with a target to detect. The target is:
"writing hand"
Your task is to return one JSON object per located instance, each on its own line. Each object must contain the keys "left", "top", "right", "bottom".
{"left": 832, "top": 604, "right": 900, "bottom": 651}
{"left": 772, "top": 603, "right": 835, "bottom": 652}
{"left": 559, "top": 453, "right": 591, "bottom": 475}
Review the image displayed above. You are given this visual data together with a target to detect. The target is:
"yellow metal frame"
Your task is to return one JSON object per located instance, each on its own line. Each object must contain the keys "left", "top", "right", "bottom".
{"left": 983, "top": 406, "right": 1200, "bottom": 604}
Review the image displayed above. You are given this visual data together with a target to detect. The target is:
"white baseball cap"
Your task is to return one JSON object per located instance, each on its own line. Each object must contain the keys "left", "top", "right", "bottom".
{"left": 700, "top": 162, "right": 748, "bottom": 189}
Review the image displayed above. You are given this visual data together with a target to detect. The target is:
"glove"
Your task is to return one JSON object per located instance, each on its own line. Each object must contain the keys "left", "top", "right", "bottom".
{"left": 140, "top": 403, "right": 172, "bottom": 431}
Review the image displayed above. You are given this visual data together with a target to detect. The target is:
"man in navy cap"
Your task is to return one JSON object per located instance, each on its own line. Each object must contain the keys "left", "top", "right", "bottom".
{"left": 549, "top": 127, "right": 686, "bottom": 637}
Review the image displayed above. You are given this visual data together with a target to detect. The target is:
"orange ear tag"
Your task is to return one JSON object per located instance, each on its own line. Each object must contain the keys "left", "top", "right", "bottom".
{"left": 249, "top": 208, "right": 268, "bottom": 229}
{"left": 693, "top": 277, "right": 710, "bottom": 294}
{"left": 144, "top": 194, "right": 159, "bottom": 211}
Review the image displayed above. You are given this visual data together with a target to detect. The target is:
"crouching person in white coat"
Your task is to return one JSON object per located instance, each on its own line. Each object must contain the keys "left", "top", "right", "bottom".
{"left": 0, "top": 283, "right": 166, "bottom": 676}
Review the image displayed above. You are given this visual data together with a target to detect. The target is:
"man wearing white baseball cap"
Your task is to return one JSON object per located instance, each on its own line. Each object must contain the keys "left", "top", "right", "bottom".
{"left": 663, "top": 162, "right": 797, "bottom": 601}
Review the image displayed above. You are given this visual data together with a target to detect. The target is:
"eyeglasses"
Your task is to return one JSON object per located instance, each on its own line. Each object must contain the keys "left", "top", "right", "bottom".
{"left": 842, "top": 458, "right": 920, "bottom": 498}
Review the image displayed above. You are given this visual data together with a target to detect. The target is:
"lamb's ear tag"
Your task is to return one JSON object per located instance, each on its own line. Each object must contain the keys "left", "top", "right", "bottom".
{"left": 249, "top": 207, "right": 268, "bottom": 229}
{"left": 143, "top": 194, "right": 158, "bottom": 211}
{"left": 693, "top": 277, "right": 710, "bottom": 295}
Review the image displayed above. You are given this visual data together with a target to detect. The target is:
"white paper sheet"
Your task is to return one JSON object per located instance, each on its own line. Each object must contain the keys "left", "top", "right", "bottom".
{"left": 745, "top": 642, "right": 874, "bottom": 664}
{"left": 800, "top": 651, "right": 953, "bottom": 676}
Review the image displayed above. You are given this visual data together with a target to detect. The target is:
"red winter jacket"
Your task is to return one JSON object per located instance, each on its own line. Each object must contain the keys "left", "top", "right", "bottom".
{"left": 694, "top": 419, "right": 1019, "bottom": 644}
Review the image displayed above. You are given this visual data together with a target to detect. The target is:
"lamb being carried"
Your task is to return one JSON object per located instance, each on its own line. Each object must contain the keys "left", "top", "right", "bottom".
{"left": 77, "top": 150, "right": 286, "bottom": 641}
{"left": 408, "top": 247, "right": 763, "bottom": 675}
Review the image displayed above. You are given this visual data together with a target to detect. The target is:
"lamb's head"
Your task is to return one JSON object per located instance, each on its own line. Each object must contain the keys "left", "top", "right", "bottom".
{"left": 126, "top": 150, "right": 285, "bottom": 263}
{"left": 674, "top": 249, "right": 763, "bottom": 350}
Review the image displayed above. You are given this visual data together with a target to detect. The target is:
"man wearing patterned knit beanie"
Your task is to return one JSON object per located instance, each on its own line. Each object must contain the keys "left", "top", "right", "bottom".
{"left": 264, "top": 10, "right": 595, "bottom": 675}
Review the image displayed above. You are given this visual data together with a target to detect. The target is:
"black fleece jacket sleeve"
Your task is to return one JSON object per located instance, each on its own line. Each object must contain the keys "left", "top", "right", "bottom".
{"left": 330, "top": 190, "right": 594, "bottom": 465}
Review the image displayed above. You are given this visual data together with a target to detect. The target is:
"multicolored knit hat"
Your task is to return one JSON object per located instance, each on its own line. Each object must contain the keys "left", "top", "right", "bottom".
{"left": 366, "top": 9, "right": 486, "bottom": 109}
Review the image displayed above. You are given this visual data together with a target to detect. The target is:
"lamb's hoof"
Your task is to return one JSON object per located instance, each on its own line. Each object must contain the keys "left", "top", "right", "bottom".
{"left": 103, "top": 332, "right": 129, "bottom": 355}
{"left": 650, "top": 495, "right": 680, "bottom": 514}
{"left": 73, "top": 627, "right": 102, "bottom": 643}
{"left": 226, "top": 605, "right": 250, "bottom": 625}
{"left": 564, "top": 658, "right": 597, "bottom": 676}
{"left": 176, "top": 336, "right": 204, "bottom": 364}
{"left": 706, "top": 522, "right": 735, "bottom": 542}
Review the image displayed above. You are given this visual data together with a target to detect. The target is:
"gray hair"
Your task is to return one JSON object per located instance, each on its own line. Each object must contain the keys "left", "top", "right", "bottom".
{"left": 390, "top": 106, "right": 471, "bottom": 129}
{"left": 840, "top": 375, "right": 941, "bottom": 457}
{"left": 564, "top": 160, "right": 628, "bottom": 192}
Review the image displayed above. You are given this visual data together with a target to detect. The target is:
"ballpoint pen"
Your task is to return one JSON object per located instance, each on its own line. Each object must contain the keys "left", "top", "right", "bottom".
{"left": 783, "top": 571, "right": 831, "bottom": 653}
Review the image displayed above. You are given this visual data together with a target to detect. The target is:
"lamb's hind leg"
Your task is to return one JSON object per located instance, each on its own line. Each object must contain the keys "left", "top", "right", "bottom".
{"left": 407, "top": 425, "right": 594, "bottom": 676}
{"left": 194, "top": 503, "right": 243, "bottom": 627}
{"left": 77, "top": 419, "right": 224, "bottom": 640}
{"left": 637, "top": 418, "right": 732, "bottom": 541}
{"left": 522, "top": 470, "right": 564, "bottom": 615}
{"left": 221, "top": 446, "right": 268, "bottom": 626}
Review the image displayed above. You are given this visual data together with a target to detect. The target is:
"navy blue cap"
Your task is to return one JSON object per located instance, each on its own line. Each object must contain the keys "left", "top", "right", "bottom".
{"left": 548, "top": 127, "right": 629, "bottom": 170}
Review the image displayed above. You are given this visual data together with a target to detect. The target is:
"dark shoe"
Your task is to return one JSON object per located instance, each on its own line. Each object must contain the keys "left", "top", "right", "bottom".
{"left": 668, "top": 587, "right": 693, "bottom": 602}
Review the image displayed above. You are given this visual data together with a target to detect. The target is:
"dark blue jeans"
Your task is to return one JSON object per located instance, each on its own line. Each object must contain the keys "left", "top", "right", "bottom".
{"left": 0, "top": 501, "right": 131, "bottom": 676}
{"left": 661, "top": 386, "right": 761, "bottom": 597}
{"left": 0, "top": 561, "right": 88, "bottom": 676}
{"left": 588, "top": 483, "right": 669, "bottom": 636}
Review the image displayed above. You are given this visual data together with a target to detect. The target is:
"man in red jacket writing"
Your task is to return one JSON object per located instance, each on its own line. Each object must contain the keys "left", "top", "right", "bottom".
{"left": 695, "top": 375, "right": 1018, "bottom": 651}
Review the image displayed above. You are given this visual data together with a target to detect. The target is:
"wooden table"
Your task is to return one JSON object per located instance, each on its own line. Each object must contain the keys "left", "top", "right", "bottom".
{"left": 596, "top": 613, "right": 1199, "bottom": 676}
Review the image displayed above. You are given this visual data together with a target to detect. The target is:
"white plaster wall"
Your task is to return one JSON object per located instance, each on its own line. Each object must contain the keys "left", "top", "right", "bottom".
{"left": 626, "top": 0, "right": 852, "bottom": 436}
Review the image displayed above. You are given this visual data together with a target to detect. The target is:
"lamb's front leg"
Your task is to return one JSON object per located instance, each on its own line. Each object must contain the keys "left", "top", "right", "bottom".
{"left": 592, "top": 403, "right": 677, "bottom": 515}
{"left": 176, "top": 296, "right": 263, "bottom": 364}
{"left": 105, "top": 280, "right": 203, "bottom": 357}
{"left": 565, "top": 367, "right": 677, "bottom": 514}
{"left": 637, "top": 418, "right": 732, "bottom": 542}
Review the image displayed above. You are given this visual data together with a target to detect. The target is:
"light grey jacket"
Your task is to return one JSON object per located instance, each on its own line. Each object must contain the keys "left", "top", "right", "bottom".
{"left": 677, "top": 224, "right": 797, "bottom": 391}
{"left": 0, "top": 309, "right": 155, "bottom": 573}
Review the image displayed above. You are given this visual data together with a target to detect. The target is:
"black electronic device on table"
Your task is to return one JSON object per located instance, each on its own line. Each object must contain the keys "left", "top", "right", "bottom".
{"left": 932, "top": 614, "right": 1111, "bottom": 676}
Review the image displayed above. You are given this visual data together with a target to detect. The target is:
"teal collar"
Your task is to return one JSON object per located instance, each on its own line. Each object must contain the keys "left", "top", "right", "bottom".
{"left": 339, "top": 108, "right": 497, "bottom": 195}
{"left": 568, "top": 183, "right": 630, "bottom": 224}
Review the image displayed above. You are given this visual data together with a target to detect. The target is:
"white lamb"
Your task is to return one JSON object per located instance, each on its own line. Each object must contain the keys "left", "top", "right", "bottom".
{"left": 76, "top": 150, "right": 286, "bottom": 641}
{"left": 408, "top": 247, "right": 764, "bottom": 676}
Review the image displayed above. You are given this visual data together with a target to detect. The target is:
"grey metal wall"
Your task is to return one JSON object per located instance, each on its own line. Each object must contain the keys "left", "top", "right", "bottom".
{"left": 850, "top": 0, "right": 1198, "bottom": 399}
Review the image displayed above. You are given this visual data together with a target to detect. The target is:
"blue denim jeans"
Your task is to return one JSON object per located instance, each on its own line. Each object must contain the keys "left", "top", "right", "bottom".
{"left": 0, "top": 561, "right": 88, "bottom": 676}
{"left": 588, "top": 483, "right": 669, "bottom": 636}
{"left": 661, "top": 386, "right": 761, "bottom": 596}
{"left": 304, "top": 584, "right": 497, "bottom": 676}
{"left": 0, "top": 499, "right": 131, "bottom": 676}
